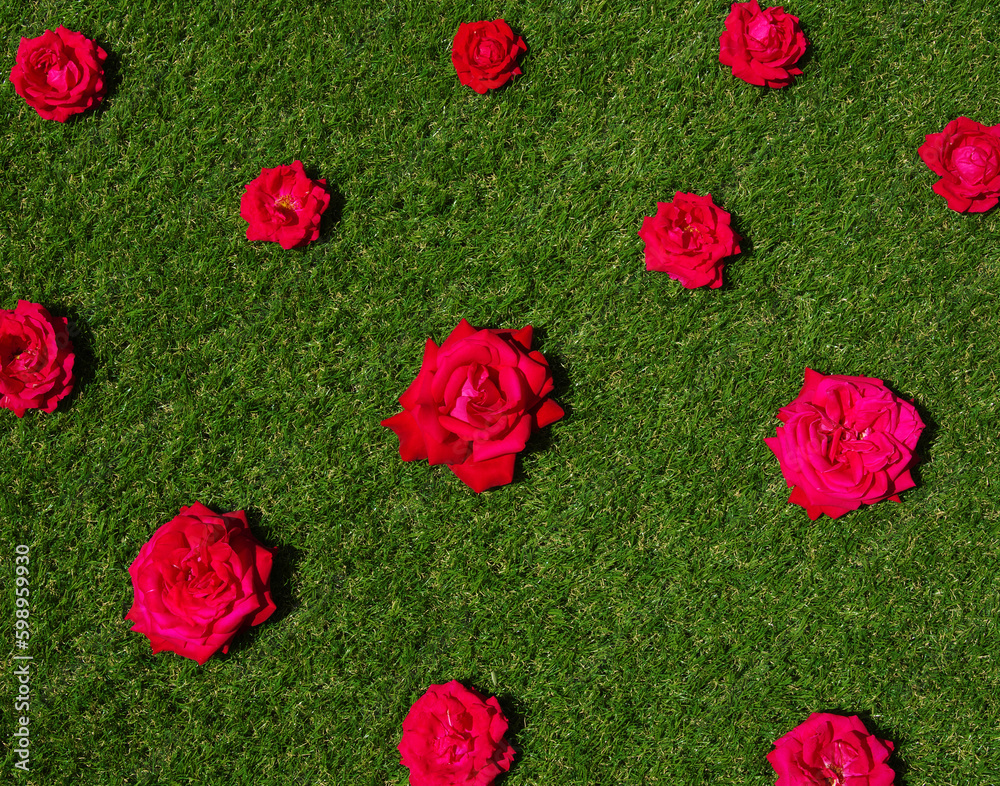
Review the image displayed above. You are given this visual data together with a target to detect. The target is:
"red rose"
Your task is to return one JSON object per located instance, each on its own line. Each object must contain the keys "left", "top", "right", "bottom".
{"left": 451, "top": 19, "right": 527, "bottom": 94}
{"left": 768, "top": 713, "right": 895, "bottom": 786}
{"left": 918, "top": 116, "right": 1000, "bottom": 213}
{"left": 0, "top": 300, "right": 74, "bottom": 417}
{"left": 719, "top": 1, "right": 807, "bottom": 88}
{"left": 638, "top": 192, "right": 741, "bottom": 289}
{"left": 382, "top": 319, "right": 564, "bottom": 493}
{"left": 8, "top": 27, "right": 107, "bottom": 122}
{"left": 765, "top": 368, "right": 924, "bottom": 520}
{"left": 399, "top": 680, "right": 515, "bottom": 786}
{"left": 240, "top": 160, "right": 330, "bottom": 249}
{"left": 125, "top": 502, "right": 277, "bottom": 665}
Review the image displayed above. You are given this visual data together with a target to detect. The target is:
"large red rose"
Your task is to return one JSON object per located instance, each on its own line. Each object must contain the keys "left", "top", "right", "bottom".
{"left": 382, "top": 319, "right": 564, "bottom": 493}
{"left": 451, "top": 19, "right": 527, "bottom": 94}
{"left": 765, "top": 368, "right": 924, "bottom": 520}
{"left": 719, "top": 1, "right": 807, "bottom": 89}
{"left": 638, "top": 192, "right": 741, "bottom": 289}
{"left": 126, "top": 502, "right": 277, "bottom": 665}
{"left": 918, "top": 116, "right": 1000, "bottom": 213}
{"left": 399, "top": 680, "right": 515, "bottom": 786}
{"left": 240, "top": 160, "right": 330, "bottom": 249}
{"left": 768, "top": 713, "right": 895, "bottom": 786}
{"left": 8, "top": 27, "right": 107, "bottom": 122}
{"left": 0, "top": 300, "right": 74, "bottom": 417}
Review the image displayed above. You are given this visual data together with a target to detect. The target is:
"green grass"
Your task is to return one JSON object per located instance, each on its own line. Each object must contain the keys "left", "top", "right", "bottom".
{"left": 3, "top": 0, "right": 1000, "bottom": 783}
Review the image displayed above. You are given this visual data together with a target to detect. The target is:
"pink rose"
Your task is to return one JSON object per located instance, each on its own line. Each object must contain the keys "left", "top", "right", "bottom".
{"left": 918, "top": 116, "right": 1000, "bottom": 213}
{"left": 638, "top": 192, "right": 741, "bottom": 289}
{"left": 451, "top": 19, "right": 527, "bottom": 94}
{"left": 126, "top": 502, "right": 277, "bottom": 665}
{"left": 765, "top": 368, "right": 924, "bottom": 520}
{"left": 382, "top": 319, "right": 564, "bottom": 493}
{"left": 719, "top": 1, "right": 808, "bottom": 89}
{"left": 8, "top": 26, "right": 107, "bottom": 122}
{"left": 0, "top": 300, "right": 75, "bottom": 417}
{"left": 768, "top": 713, "right": 895, "bottom": 786}
{"left": 399, "top": 680, "right": 515, "bottom": 786}
{"left": 240, "top": 160, "right": 330, "bottom": 249}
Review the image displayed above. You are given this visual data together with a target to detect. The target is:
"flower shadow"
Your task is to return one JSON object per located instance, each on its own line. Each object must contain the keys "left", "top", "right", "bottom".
{"left": 318, "top": 186, "right": 346, "bottom": 243}
{"left": 509, "top": 325, "right": 570, "bottom": 488}
{"left": 492, "top": 691, "right": 528, "bottom": 785}
{"left": 879, "top": 377, "right": 937, "bottom": 492}
{"left": 48, "top": 303, "right": 98, "bottom": 413}
{"left": 715, "top": 202, "right": 752, "bottom": 292}
{"left": 92, "top": 38, "right": 123, "bottom": 117}
{"left": 791, "top": 22, "right": 817, "bottom": 76}
{"left": 300, "top": 164, "right": 345, "bottom": 245}
{"left": 243, "top": 506, "right": 302, "bottom": 629}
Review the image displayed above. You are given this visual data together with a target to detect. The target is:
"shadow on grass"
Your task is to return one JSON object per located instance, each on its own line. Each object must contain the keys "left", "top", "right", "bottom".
{"left": 718, "top": 207, "right": 754, "bottom": 292}
{"left": 301, "top": 163, "right": 345, "bottom": 246}
{"left": 509, "top": 324, "right": 570, "bottom": 489}
{"left": 880, "top": 376, "right": 938, "bottom": 493}
{"left": 492, "top": 691, "right": 528, "bottom": 786}
{"left": 792, "top": 22, "right": 817, "bottom": 77}
{"left": 50, "top": 303, "right": 99, "bottom": 413}
{"left": 244, "top": 506, "right": 303, "bottom": 628}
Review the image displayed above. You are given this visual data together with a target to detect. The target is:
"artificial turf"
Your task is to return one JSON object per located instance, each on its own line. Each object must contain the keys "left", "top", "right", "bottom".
{"left": 3, "top": 0, "right": 1000, "bottom": 783}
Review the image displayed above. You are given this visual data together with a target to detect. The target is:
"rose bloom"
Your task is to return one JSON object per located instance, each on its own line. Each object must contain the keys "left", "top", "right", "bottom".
{"left": 0, "top": 300, "right": 74, "bottom": 417}
{"left": 452, "top": 19, "right": 527, "bottom": 94}
{"left": 918, "top": 116, "right": 1000, "bottom": 213}
{"left": 382, "top": 319, "right": 564, "bottom": 493}
{"left": 8, "top": 27, "right": 107, "bottom": 122}
{"left": 638, "top": 192, "right": 741, "bottom": 289}
{"left": 399, "top": 680, "right": 515, "bottom": 786}
{"left": 719, "top": 1, "right": 808, "bottom": 88}
{"left": 240, "top": 160, "right": 330, "bottom": 249}
{"left": 768, "top": 713, "right": 895, "bottom": 786}
{"left": 126, "top": 502, "right": 277, "bottom": 665}
{"left": 765, "top": 368, "right": 924, "bottom": 520}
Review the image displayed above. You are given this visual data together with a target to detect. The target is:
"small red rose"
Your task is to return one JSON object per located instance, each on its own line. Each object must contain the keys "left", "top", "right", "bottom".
{"left": 452, "top": 19, "right": 527, "bottom": 94}
{"left": 240, "top": 160, "right": 330, "bottom": 249}
{"left": 719, "top": 1, "right": 808, "bottom": 89}
{"left": 126, "top": 502, "right": 277, "bottom": 665}
{"left": 399, "top": 680, "right": 515, "bottom": 786}
{"left": 9, "top": 27, "right": 107, "bottom": 122}
{"left": 768, "top": 713, "right": 895, "bottom": 786}
{"left": 918, "top": 116, "right": 1000, "bottom": 213}
{"left": 765, "top": 368, "right": 924, "bottom": 520}
{"left": 382, "top": 319, "right": 564, "bottom": 493}
{"left": 638, "top": 192, "right": 741, "bottom": 289}
{"left": 0, "top": 300, "right": 74, "bottom": 417}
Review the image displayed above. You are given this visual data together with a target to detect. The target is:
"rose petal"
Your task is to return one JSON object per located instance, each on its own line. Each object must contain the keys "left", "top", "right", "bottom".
{"left": 125, "top": 503, "right": 276, "bottom": 664}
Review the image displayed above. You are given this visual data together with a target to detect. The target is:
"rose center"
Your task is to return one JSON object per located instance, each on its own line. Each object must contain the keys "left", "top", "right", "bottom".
{"left": 746, "top": 15, "right": 778, "bottom": 53}
{"left": 46, "top": 60, "right": 79, "bottom": 92}
{"left": 666, "top": 216, "right": 708, "bottom": 251}
{"left": 0, "top": 338, "right": 31, "bottom": 369}
{"left": 473, "top": 39, "right": 501, "bottom": 65}
{"left": 439, "top": 708, "right": 475, "bottom": 762}
{"left": 452, "top": 364, "right": 505, "bottom": 425}
{"left": 818, "top": 420, "right": 875, "bottom": 462}
{"left": 953, "top": 143, "right": 999, "bottom": 185}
